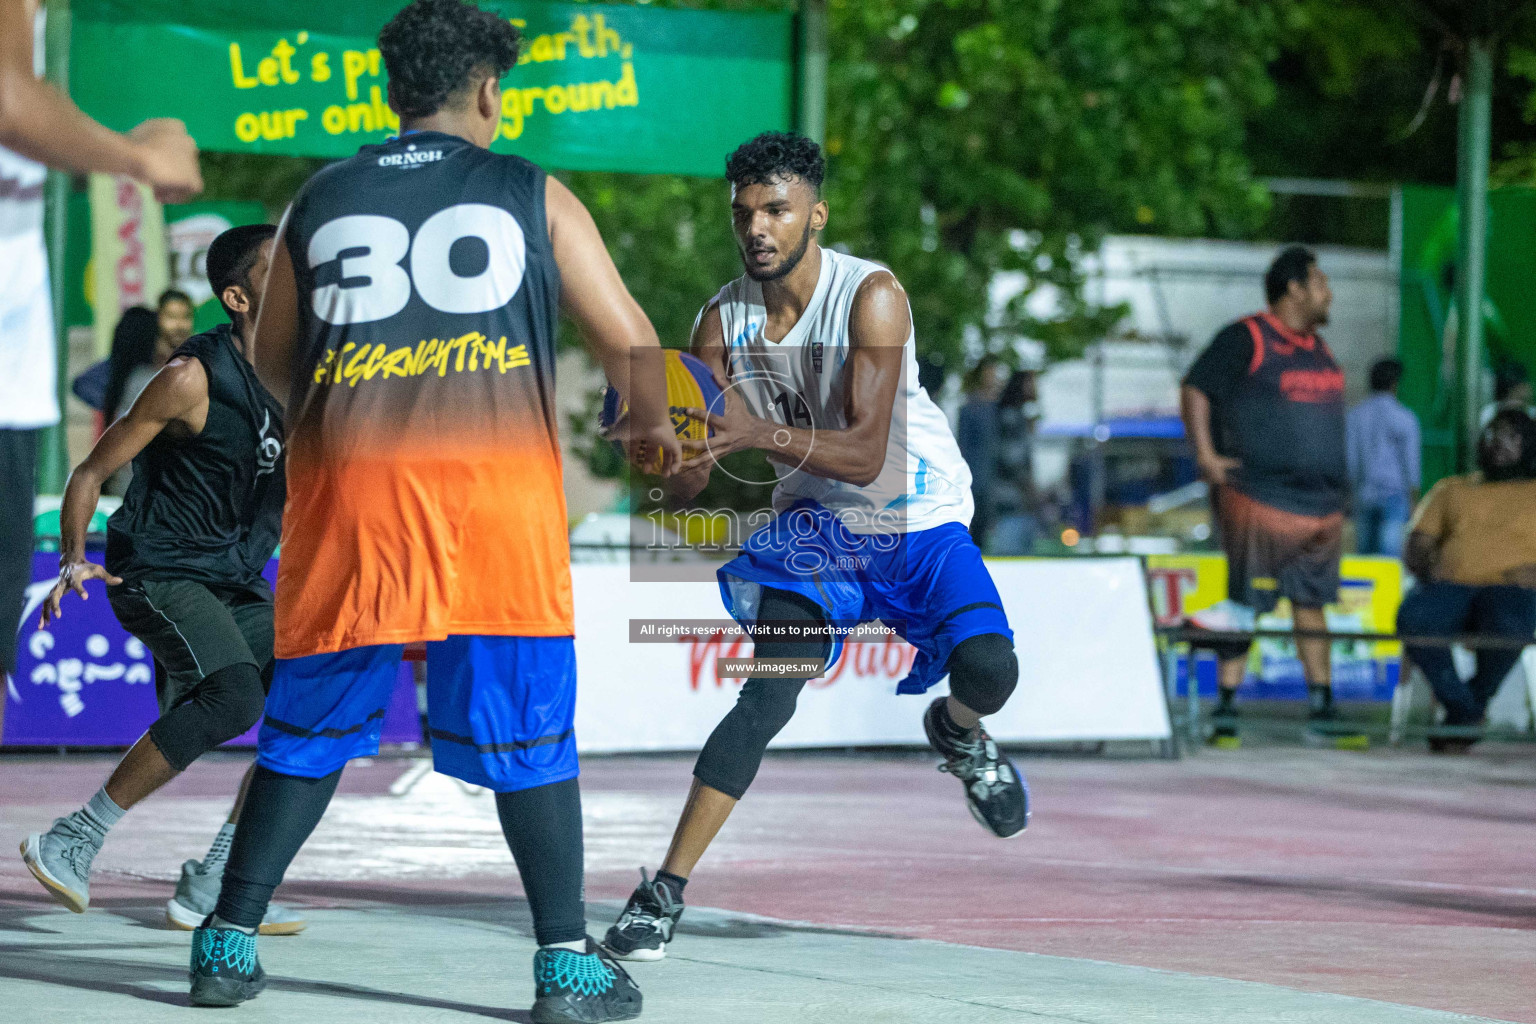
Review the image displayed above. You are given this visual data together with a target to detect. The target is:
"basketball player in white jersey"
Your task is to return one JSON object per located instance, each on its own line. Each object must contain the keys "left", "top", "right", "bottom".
{"left": 0, "top": 0, "right": 201, "bottom": 728}
{"left": 603, "top": 133, "right": 1028, "bottom": 962}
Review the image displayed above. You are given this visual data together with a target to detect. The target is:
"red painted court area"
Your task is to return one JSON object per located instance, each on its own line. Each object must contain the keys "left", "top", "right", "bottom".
{"left": 629, "top": 749, "right": 1536, "bottom": 1023}
{"left": 3, "top": 745, "right": 1534, "bottom": 1022}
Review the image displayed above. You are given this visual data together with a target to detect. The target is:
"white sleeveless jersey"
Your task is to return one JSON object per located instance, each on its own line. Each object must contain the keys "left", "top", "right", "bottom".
{"left": 0, "top": 11, "right": 57, "bottom": 429}
{"left": 0, "top": 143, "right": 58, "bottom": 429}
{"left": 713, "top": 247, "right": 971, "bottom": 534}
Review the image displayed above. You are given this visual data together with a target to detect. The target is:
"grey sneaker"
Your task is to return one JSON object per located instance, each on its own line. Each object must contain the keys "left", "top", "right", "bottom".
{"left": 21, "top": 815, "right": 104, "bottom": 913}
{"left": 165, "top": 858, "right": 307, "bottom": 935}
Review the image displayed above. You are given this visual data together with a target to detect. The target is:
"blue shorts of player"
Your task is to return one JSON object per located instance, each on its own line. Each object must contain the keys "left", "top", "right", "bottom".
{"left": 257, "top": 635, "right": 576, "bottom": 793}
{"left": 718, "top": 500, "right": 1013, "bottom": 693}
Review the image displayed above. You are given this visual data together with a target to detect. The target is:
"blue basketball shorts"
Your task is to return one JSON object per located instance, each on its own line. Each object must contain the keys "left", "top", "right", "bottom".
{"left": 257, "top": 634, "right": 577, "bottom": 792}
{"left": 717, "top": 501, "right": 1013, "bottom": 695}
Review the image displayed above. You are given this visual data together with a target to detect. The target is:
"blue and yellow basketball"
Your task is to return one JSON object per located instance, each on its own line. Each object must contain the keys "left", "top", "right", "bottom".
{"left": 599, "top": 350, "right": 725, "bottom": 463}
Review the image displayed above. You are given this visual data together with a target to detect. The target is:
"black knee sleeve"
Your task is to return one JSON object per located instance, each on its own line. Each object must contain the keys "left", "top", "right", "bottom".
{"left": 945, "top": 633, "right": 1018, "bottom": 717}
{"left": 148, "top": 662, "right": 267, "bottom": 772}
{"left": 693, "top": 588, "right": 826, "bottom": 800}
{"left": 694, "top": 677, "right": 808, "bottom": 799}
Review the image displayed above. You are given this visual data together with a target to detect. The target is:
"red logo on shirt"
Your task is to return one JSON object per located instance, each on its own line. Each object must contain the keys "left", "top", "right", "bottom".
{"left": 1279, "top": 368, "right": 1344, "bottom": 403}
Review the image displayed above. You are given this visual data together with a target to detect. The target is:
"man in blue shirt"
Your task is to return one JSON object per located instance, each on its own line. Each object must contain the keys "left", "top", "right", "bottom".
{"left": 1347, "top": 358, "right": 1420, "bottom": 558}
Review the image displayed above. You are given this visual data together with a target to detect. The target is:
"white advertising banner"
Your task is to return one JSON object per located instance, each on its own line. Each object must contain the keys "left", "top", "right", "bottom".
{"left": 572, "top": 557, "right": 1171, "bottom": 752}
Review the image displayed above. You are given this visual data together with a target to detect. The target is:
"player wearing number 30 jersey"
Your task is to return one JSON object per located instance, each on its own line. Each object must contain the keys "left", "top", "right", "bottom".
{"left": 188, "top": 3, "right": 676, "bottom": 1021}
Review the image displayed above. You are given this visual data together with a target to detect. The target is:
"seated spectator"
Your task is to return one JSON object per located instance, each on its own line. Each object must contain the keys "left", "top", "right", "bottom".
{"left": 103, "top": 291, "right": 193, "bottom": 426}
{"left": 1479, "top": 362, "right": 1533, "bottom": 429}
{"left": 74, "top": 306, "right": 156, "bottom": 421}
{"left": 97, "top": 292, "right": 195, "bottom": 495}
{"left": 1397, "top": 409, "right": 1536, "bottom": 752}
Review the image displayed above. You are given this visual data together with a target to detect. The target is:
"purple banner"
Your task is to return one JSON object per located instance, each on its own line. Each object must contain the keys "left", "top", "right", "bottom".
{"left": 5, "top": 552, "right": 422, "bottom": 748}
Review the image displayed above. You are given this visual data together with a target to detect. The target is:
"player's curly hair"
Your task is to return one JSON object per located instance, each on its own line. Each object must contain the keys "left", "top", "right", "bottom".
{"left": 379, "top": 0, "right": 521, "bottom": 120}
{"left": 725, "top": 132, "right": 825, "bottom": 193}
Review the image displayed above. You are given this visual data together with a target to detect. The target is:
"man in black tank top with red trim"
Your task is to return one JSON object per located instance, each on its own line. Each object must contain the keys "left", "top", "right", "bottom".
{"left": 20, "top": 225, "right": 304, "bottom": 935}
{"left": 1180, "top": 246, "right": 1351, "bottom": 744}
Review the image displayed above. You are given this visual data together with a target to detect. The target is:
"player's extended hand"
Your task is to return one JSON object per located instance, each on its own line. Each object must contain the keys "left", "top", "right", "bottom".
{"left": 39, "top": 561, "right": 123, "bottom": 628}
{"left": 628, "top": 421, "right": 683, "bottom": 477}
{"left": 1197, "top": 454, "right": 1241, "bottom": 487}
{"left": 681, "top": 388, "right": 762, "bottom": 462}
{"left": 666, "top": 451, "right": 714, "bottom": 503}
{"left": 128, "top": 118, "right": 203, "bottom": 203}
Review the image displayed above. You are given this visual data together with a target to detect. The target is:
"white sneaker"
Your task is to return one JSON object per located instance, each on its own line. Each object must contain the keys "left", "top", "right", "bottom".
{"left": 165, "top": 858, "right": 306, "bottom": 935}
{"left": 1187, "top": 599, "right": 1256, "bottom": 634}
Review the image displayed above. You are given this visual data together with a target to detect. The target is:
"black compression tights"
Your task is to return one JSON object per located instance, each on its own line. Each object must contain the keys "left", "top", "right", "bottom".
{"left": 494, "top": 778, "right": 587, "bottom": 946}
{"left": 215, "top": 765, "right": 342, "bottom": 928}
{"left": 693, "top": 588, "right": 829, "bottom": 800}
{"left": 214, "top": 766, "right": 588, "bottom": 946}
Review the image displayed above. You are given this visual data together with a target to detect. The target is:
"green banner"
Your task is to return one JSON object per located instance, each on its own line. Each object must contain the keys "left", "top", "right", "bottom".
{"left": 1397, "top": 185, "right": 1536, "bottom": 486}
{"left": 69, "top": 0, "right": 793, "bottom": 177}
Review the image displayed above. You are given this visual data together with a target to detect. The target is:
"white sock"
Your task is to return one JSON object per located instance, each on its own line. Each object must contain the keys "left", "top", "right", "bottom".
{"left": 210, "top": 914, "right": 257, "bottom": 935}
{"left": 541, "top": 940, "right": 587, "bottom": 953}
{"left": 203, "top": 823, "right": 237, "bottom": 870}
{"left": 77, "top": 787, "right": 126, "bottom": 836}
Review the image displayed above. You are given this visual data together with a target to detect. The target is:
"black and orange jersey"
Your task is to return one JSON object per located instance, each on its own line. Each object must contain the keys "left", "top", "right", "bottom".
{"left": 1184, "top": 312, "right": 1346, "bottom": 517}
{"left": 274, "top": 130, "right": 569, "bottom": 658}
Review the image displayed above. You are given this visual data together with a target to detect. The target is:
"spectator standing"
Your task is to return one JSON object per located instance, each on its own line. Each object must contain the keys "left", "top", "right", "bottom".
{"left": 956, "top": 355, "right": 1006, "bottom": 549}
{"left": 0, "top": 0, "right": 201, "bottom": 723}
{"left": 1347, "top": 357, "right": 1420, "bottom": 557}
{"left": 1397, "top": 409, "right": 1536, "bottom": 753}
{"left": 1180, "top": 246, "right": 1349, "bottom": 741}
{"left": 991, "top": 369, "right": 1040, "bottom": 555}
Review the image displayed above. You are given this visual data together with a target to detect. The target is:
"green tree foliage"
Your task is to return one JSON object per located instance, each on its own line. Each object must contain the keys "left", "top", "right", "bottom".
{"left": 576, "top": 0, "right": 1287, "bottom": 373}
{"left": 567, "top": 0, "right": 1295, "bottom": 502}
{"left": 820, "top": 0, "right": 1281, "bottom": 368}
{"left": 1252, "top": 0, "right": 1536, "bottom": 200}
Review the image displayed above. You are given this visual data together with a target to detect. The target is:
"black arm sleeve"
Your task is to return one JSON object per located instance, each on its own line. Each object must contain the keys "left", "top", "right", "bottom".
{"left": 1183, "top": 322, "right": 1254, "bottom": 402}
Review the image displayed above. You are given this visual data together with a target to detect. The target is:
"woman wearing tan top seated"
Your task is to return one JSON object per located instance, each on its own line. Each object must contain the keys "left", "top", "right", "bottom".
{"left": 1398, "top": 409, "right": 1536, "bottom": 752}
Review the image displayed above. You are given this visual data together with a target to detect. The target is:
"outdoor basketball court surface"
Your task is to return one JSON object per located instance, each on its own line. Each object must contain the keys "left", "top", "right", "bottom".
{"left": 2, "top": 744, "right": 1533, "bottom": 1023}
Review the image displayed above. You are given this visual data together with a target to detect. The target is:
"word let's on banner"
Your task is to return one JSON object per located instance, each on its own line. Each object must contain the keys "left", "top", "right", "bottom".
{"left": 69, "top": 0, "right": 793, "bottom": 177}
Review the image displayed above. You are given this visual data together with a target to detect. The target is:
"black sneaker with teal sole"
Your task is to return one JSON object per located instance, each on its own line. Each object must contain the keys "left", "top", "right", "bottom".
{"left": 531, "top": 938, "right": 642, "bottom": 1024}
{"left": 601, "top": 868, "right": 684, "bottom": 962}
{"left": 189, "top": 918, "right": 267, "bottom": 1007}
{"left": 923, "top": 697, "right": 1029, "bottom": 838}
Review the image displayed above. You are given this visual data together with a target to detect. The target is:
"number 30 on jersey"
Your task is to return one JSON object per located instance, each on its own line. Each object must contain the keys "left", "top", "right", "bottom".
{"left": 307, "top": 203, "right": 526, "bottom": 325}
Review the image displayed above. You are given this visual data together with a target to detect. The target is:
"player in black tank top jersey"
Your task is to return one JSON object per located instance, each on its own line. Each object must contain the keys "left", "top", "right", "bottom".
{"left": 22, "top": 225, "right": 304, "bottom": 935}
{"left": 106, "top": 320, "right": 284, "bottom": 592}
